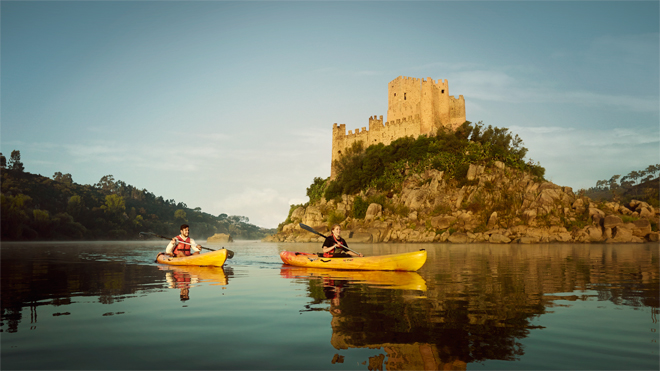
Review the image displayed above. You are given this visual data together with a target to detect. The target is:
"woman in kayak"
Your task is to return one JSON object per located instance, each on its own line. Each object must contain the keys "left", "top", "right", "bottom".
{"left": 322, "top": 224, "right": 363, "bottom": 258}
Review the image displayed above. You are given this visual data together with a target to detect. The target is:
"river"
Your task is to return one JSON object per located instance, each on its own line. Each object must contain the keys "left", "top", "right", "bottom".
{"left": 1, "top": 241, "right": 658, "bottom": 370}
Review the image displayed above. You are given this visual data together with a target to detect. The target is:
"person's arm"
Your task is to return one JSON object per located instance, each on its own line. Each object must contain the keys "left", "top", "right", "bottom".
{"left": 321, "top": 237, "right": 337, "bottom": 255}
{"left": 189, "top": 238, "right": 202, "bottom": 253}
{"left": 165, "top": 238, "right": 176, "bottom": 254}
{"left": 339, "top": 238, "right": 363, "bottom": 257}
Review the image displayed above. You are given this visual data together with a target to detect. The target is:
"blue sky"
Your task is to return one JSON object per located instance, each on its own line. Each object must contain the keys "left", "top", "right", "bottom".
{"left": 2, "top": 1, "right": 658, "bottom": 228}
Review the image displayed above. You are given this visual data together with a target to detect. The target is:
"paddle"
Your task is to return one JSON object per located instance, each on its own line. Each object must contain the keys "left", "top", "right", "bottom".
{"left": 139, "top": 232, "right": 235, "bottom": 259}
{"left": 298, "top": 223, "right": 362, "bottom": 256}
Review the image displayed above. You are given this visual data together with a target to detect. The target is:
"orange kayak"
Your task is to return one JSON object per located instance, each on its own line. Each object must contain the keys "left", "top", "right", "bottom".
{"left": 279, "top": 249, "right": 426, "bottom": 272}
{"left": 155, "top": 249, "right": 228, "bottom": 267}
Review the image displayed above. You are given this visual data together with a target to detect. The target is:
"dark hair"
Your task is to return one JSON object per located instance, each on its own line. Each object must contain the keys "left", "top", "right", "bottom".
{"left": 180, "top": 224, "right": 190, "bottom": 231}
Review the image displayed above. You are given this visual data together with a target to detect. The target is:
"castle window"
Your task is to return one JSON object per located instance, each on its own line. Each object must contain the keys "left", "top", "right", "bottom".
{"left": 404, "top": 93, "right": 406, "bottom": 100}
{"left": 442, "top": 90, "right": 445, "bottom": 94}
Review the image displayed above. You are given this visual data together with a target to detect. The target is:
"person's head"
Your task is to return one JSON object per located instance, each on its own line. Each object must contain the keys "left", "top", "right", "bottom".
{"left": 180, "top": 224, "right": 190, "bottom": 237}
{"left": 331, "top": 224, "right": 341, "bottom": 237}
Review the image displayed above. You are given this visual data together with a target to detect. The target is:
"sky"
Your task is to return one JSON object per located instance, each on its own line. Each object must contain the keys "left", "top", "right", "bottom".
{"left": 2, "top": 1, "right": 658, "bottom": 229}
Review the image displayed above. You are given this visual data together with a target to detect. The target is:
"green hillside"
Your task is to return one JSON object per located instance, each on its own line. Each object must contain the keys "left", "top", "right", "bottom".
{"left": 1, "top": 162, "right": 275, "bottom": 241}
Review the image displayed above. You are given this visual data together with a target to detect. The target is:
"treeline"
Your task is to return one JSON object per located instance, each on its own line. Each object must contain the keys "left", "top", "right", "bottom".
{"left": 1, "top": 153, "right": 275, "bottom": 241}
{"left": 310, "top": 121, "right": 545, "bottom": 202}
{"left": 582, "top": 165, "right": 659, "bottom": 207}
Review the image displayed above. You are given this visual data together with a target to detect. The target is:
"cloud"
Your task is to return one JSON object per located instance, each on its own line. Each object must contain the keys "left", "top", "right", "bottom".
{"left": 455, "top": 68, "right": 658, "bottom": 112}
{"left": 509, "top": 125, "right": 660, "bottom": 190}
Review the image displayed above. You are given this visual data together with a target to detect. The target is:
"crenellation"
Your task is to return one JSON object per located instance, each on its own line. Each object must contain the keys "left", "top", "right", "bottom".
{"left": 330, "top": 76, "right": 466, "bottom": 178}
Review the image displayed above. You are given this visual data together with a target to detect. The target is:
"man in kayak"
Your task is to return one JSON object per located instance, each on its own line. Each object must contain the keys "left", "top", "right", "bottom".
{"left": 322, "top": 224, "right": 363, "bottom": 258}
{"left": 165, "top": 224, "right": 202, "bottom": 257}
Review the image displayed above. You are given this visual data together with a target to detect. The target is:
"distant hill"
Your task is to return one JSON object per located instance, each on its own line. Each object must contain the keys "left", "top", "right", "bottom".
{"left": 1, "top": 167, "right": 275, "bottom": 241}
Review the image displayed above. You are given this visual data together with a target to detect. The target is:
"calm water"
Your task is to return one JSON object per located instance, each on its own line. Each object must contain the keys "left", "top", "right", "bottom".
{"left": 1, "top": 241, "right": 658, "bottom": 370}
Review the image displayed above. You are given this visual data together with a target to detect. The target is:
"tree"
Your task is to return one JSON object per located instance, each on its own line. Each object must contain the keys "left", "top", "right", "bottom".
{"left": 8, "top": 150, "right": 24, "bottom": 172}
{"left": 0, "top": 153, "right": 6, "bottom": 169}
{"left": 174, "top": 209, "right": 188, "bottom": 222}
{"left": 53, "top": 172, "right": 73, "bottom": 184}
{"left": 101, "top": 194, "right": 126, "bottom": 219}
{"left": 67, "top": 195, "right": 85, "bottom": 220}
{"left": 95, "top": 175, "right": 117, "bottom": 194}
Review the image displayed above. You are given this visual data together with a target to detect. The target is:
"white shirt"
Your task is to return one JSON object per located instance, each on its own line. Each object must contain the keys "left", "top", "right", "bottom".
{"left": 165, "top": 236, "right": 202, "bottom": 254}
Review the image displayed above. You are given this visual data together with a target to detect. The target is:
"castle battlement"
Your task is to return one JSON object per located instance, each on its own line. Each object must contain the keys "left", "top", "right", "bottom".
{"left": 330, "top": 76, "right": 466, "bottom": 179}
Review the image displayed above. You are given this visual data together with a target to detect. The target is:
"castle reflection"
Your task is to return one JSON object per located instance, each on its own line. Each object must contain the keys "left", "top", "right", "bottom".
{"left": 283, "top": 244, "right": 659, "bottom": 370}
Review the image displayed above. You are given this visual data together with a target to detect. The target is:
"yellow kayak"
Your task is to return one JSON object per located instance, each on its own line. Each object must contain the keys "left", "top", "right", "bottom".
{"left": 279, "top": 249, "right": 427, "bottom": 272}
{"left": 155, "top": 249, "right": 228, "bottom": 267}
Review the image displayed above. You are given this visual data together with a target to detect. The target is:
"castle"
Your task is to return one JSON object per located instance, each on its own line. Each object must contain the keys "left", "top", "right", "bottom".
{"left": 331, "top": 76, "right": 466, "bottom": 178}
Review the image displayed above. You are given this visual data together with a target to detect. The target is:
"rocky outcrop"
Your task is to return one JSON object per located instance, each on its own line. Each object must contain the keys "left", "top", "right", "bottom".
{"left": 266, "top": 163, "right": 659, "bottom": 244}
{"left": 207, "top": 233, "right": 233, "bottom": 243}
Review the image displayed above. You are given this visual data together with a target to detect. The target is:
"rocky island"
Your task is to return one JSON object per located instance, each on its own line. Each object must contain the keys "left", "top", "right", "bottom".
{"left": 265, "top": 162, "right": 659, "bottom": 244}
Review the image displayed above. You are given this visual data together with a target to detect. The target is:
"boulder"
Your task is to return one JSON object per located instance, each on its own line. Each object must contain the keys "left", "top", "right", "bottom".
{"left": 467, "top": 164, "right": 485, "bottom": 181}
{"left": 589, "top": 208, "right": 605, "bottom": 222}
{"left": 448, "top": 232, "right": 468, "bottom": 244}
{"left": 490, "top": 234, "right": 511, "bottom": 244}
{"left": 603, "top": 215, "right": 624, "bottom": 229}
{"left": 647, "top": 232, "right": 659, "bottom": 242}
{"left": 612, "top": 226, "right": 633, "bottom": 242}
{"left": 302, "top": 206, "right": 324, "bottom": 226}
{"left": 207, "top": 233, "right": 233, "bottom": 243}
{"left": 554, "top": 232, "right": 573, "bottom": 242}
{"left": 365, "top": 203, "right": 382, "bottom": 221}
{"left": 487, "top": 212, "right": 498, "bottom": 229}
{"left": 367, "top": 228, "right": 383, "bottom": 243}
{"left": 585, "top": 226, "right": 603, "bottom": 242}
{"left": 343, "top": 230, "right": 373, "bottom": 243}
{"left": 402, "top": 188, "right": 429, "bottom": 210}
{"left": 430, "top": 215, "right": 456, "bottom": 230}
{"left": 518, "top": 236, "right": 539, "bottom": 244}
{"left": 632, "top": 219, "right": 652, "bottom": 237}
{"left": 291, "top": 206, "right": 305, "bottom": 222}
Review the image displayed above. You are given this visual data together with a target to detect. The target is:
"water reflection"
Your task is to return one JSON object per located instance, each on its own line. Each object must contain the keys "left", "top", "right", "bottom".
{"left": 285, "top": 244, "right": 658, "bottom": 370}
{"left": 158, "top": 265, "right": 229, "bottom": 301}
{"left": 0, "top": 242, "right": 233, "bottom": 332}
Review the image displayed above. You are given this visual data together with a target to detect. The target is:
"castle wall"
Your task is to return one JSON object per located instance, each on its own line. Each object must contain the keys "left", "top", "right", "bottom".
{"left": 331, "top": 76, "right": 466, "bottom": 179}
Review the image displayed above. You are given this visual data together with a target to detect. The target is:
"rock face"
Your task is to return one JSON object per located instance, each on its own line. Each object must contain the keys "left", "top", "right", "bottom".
{"left": 265, "top": 163, "right": 660, "bottom": 244}
{"left": 207, "top": 233, "right": 233, "bottom": 243}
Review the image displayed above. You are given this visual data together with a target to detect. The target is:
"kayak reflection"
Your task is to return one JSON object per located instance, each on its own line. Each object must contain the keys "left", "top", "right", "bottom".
{"left": 280, "top": 266, "right": 427, "bottom": 291}
{"left": 158, "top": 265, "right": 229, "bottom": 301}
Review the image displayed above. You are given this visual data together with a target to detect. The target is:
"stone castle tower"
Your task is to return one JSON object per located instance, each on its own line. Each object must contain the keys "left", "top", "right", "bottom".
{"left": 331, "top": 76, "right": 466, "bottom": 179}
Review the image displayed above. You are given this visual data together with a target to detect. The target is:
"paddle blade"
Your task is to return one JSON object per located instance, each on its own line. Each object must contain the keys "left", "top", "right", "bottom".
{"left": 224, "top": 248, "right": 235, "bottom": 259}
{"left": 299, "top": 223, "right": 326, "bottom": 238}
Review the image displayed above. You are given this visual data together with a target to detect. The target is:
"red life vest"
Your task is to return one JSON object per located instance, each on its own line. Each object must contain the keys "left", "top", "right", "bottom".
{"left": 173, "top": 236, "right": 192, "bottom": 256}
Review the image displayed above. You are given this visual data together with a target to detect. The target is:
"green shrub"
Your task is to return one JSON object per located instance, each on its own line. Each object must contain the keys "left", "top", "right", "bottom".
{"left": 327, "top": 121, "right": 545, "bottom": 199}
{"left": 621, "top": 215, "right": 639, "bottom": 223}
{"left": 306, "top": 177, "right": 328, "bottom": 204}
{"left": 431, "top": 202, "right": 452, "bottom": 216}
{"left": 351, "top": 196, "right": 369, "bottom": 219}
{"left": 326, "top": 210, "right": 346, "bottom": 227}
